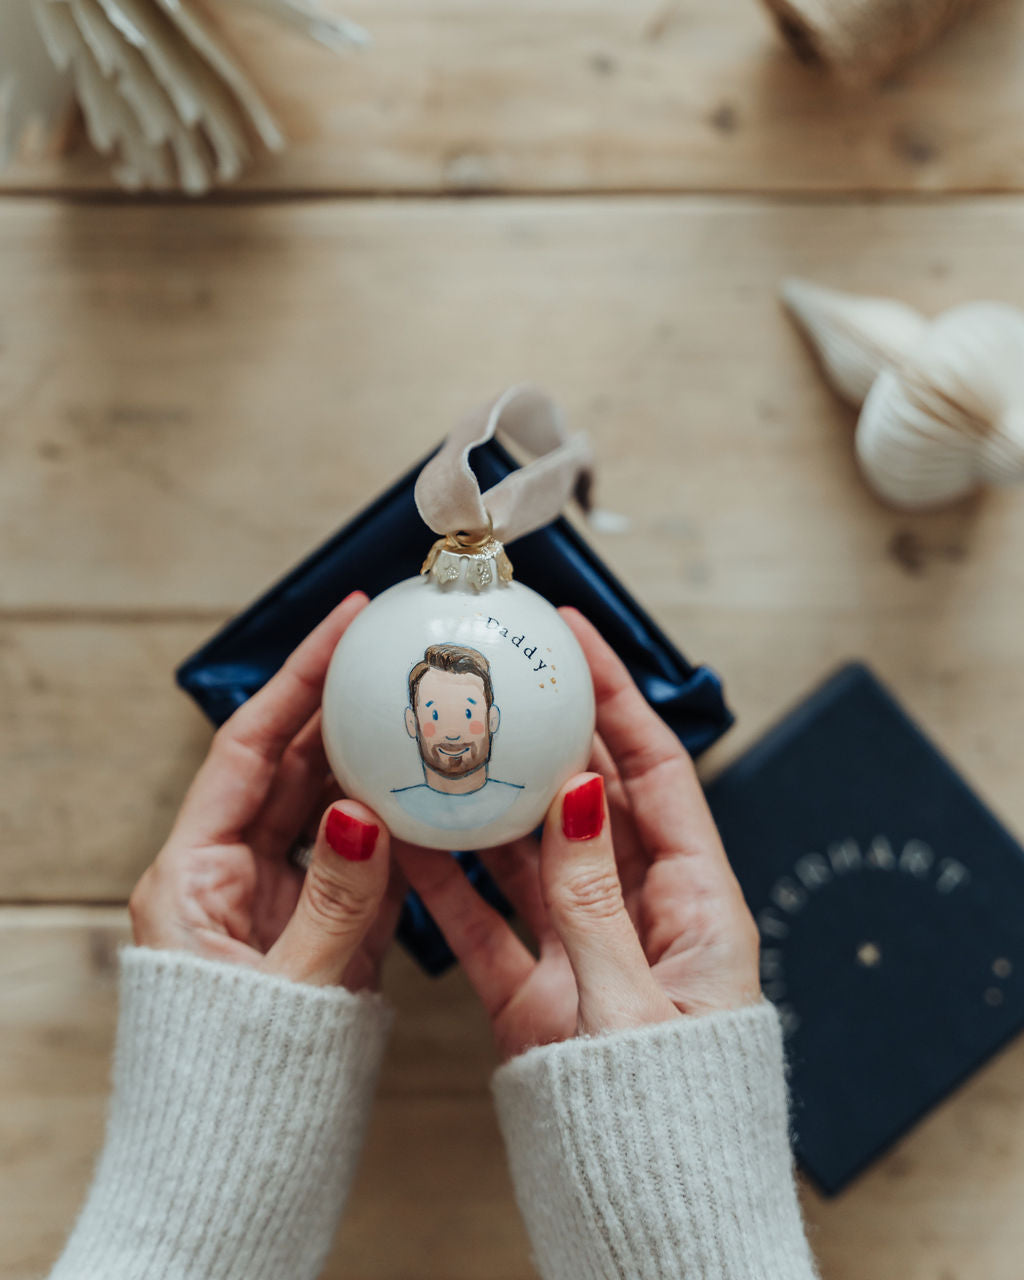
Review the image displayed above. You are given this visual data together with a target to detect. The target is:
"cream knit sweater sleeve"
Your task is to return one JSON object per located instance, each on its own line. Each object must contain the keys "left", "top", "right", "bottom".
{"left": 48, "top": 945, "right": 393, "bottom": 1280}
{"left": 491, "top": 1001, "right": 821, "bottom": 1280}
{"left": 51, "top": 949, "right": 816, "bottom": 1280}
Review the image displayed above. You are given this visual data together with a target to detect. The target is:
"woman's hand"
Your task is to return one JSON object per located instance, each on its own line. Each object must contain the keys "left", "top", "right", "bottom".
{"left": 130, "top": 592, "right": 405, "bottom": 991}
{"left": 395, "top": 608, "right": 761, "bottom": 1059}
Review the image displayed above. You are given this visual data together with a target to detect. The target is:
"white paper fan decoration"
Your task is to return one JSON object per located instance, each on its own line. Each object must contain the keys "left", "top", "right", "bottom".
{"left": 0, "top": 0, "right": 368, "bottom": 193}
{"left": 0, "top": 2, "right": 74, "bottom": 168}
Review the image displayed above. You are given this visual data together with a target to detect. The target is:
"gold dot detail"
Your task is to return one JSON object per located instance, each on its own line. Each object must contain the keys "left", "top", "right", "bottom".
{"left": 856, "top": 942, "right": 882, "bottom": 969}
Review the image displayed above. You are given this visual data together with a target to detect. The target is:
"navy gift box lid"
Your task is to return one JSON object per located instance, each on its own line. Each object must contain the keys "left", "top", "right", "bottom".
{"left": 176, "top": 437, "right": 733, "bottom": 974}
{"left": 706, "top": 663, "right": 1024, "bottom": 1196}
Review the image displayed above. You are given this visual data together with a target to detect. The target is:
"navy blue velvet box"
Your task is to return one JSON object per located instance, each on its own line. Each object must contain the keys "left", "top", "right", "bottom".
{"left": 176, "top": 438, "right": 733, "bottom": 974}
{"left": 706, "top": 663, "right": 1024, "bottom": 1195}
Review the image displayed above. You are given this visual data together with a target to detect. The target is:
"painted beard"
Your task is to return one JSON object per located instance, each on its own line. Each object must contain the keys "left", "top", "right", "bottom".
{"left": 420, "top": 732, "right": 491, "bottom": 777}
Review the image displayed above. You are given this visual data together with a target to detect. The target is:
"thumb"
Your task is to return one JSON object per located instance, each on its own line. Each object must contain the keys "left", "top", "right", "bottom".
{"left": 264, "top": 800, "right": 389, "bottom": 988}
{"left": 541, "top": 773, "right": 680, "bottom": 1036}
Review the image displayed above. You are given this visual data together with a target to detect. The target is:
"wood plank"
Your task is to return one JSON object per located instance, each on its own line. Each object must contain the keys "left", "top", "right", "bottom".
{"left": 694, "top": 599, "right": 1024, "bottom": 840}
{"left": 3, "top": 0, "right": 1024, "bottom": 196}
{"left": 6, "top": 911, "right": 1024, "bottom": 1280}
{"left": 3, "top": 196, "right": 1023, "bottom": 898}
{"left": 4, "top": 196, "right": 1024, "bottom": 612}
{"left": 0, "top": 621, "right": 219, "bottom": 901}
{"left": 3, "top": 600, "right": 1023, "bottom": 902}
{"left": 335, "top": 1097, "right": 532, "bottom": 1280}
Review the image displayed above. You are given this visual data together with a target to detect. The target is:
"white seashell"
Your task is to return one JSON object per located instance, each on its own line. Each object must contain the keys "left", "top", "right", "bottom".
{"left": 783, "top": 280, "right": 1024, "bottom": 510}
{"left": 781, "top": 277, "right": 928, "bottom": 408}
{"left": 0, "top": 0, "right": 368, "bottom": 193}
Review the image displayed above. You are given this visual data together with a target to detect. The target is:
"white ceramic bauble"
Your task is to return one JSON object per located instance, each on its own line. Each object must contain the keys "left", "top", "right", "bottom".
{"left": 321, "top": 541, "right": 596, "bottom": 851}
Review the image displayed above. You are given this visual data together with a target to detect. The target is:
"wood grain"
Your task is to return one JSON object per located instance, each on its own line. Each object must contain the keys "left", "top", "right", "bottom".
{"left": 5, "top": 196, "right": 1024, "bottom": 612}
{"left": 4, "top": 2, "right": 1024, "bottom": 1272}
{"left": 0, "top": 622, "right": 216, "bottom": 901}
{"left": 6, "top": 912, "right": 1024, "bottom": 1280}
{"left": 2, "top": 197, "right": 1022, "bottom": 902}
{"left": 3, "top": 0, "right": 1024, "bottom": 196}
{"left": 4, "top": 587, "right": 1023, "bottom": 902}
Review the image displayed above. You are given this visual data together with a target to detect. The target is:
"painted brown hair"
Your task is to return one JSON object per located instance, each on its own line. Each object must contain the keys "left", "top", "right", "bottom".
{"left": 408, "top": 644, "right": 494, "bottom": 710}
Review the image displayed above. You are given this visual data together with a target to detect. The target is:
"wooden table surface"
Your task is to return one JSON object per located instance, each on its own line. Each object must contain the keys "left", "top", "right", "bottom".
{"left": 3, "top": 2, "right": 1024, "bottom": 1277}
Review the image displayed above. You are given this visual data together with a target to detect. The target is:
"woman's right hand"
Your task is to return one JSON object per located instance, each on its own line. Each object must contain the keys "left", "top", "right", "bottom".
{"left": 395, "top": 608, "right": 761, "bottom": 1061}
{"left": 129, "top": 591, "right": 404, "bottom": 994}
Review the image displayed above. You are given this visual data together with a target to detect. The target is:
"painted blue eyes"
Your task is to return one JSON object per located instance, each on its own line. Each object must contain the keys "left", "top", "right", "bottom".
{"left": 465, "top": 709, "right": 472, "bottom": 720}
{"left": 431, "top": 710, "right": 438, "bottom": 721}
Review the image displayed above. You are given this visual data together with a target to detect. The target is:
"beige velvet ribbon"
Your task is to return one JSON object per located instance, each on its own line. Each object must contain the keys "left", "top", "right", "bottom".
{"left": 415, "top": 386, "right": 593, "bottom": 545}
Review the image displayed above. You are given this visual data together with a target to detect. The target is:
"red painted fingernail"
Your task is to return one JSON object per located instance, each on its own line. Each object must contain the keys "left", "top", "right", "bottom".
{"left": 562, "top": 776, "right": 605, "bottom": 842}
{"left": 325, "top": 808, "right": 378, "bottom": 861}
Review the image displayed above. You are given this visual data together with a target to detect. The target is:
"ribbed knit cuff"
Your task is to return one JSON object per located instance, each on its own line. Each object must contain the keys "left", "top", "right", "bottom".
{"left": 492, "top": 1002, "right": 819, "bottom": 1280}
{"left": 49, "top": 947, "right": 393, "bottom": 1280}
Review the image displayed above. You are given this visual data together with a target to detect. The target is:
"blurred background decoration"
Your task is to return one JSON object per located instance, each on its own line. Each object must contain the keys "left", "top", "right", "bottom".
{"left": 761, "top": 0, "right": 985, "bottom": 82}
{"left": 0, "top": 0, "right": 366, "bottom": 194}
{"left": 783, "top": 278, "right": 1024, "bottom": 510}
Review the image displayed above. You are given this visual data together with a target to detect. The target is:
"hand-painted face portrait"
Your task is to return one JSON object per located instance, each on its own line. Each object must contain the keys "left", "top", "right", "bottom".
{"left": 391, "top": 643, "right": 524, "bottom": 830}
{"left": 404, "top": 645, "right": 501, "bottom": 791}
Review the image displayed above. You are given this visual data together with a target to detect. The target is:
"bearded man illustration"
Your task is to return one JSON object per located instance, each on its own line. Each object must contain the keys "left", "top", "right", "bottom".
{"left": 391, "top": 644, "right": 523, "bottom": 830}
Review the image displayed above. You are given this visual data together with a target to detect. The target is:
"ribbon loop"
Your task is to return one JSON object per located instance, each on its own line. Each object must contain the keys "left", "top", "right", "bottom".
{"left": 414, "top": 386, "right": 593, "bottom": 546}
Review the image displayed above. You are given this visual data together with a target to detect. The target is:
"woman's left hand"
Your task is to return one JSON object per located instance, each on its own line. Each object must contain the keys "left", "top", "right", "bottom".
{"left": 130, "top": 591, "right": 406, "bottom": 992}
